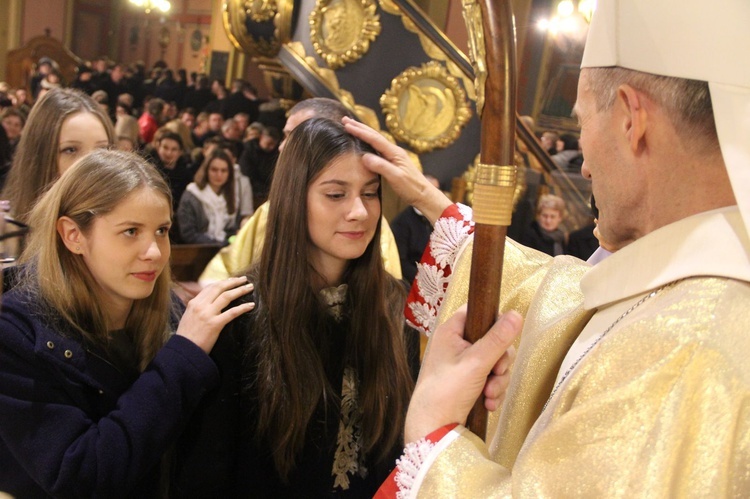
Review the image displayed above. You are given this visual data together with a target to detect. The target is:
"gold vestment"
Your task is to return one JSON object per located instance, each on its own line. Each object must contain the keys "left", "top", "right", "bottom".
{"left": 412, "top": 207, "right": 750, "bottom": 497}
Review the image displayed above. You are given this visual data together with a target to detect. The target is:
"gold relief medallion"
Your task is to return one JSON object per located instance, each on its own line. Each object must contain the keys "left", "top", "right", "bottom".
{"left": 245, "top": 0, "right": 277, "bottom": 23}
{"left": 310, "top": 0, "right": 381, "bottom": 69}
{"left": 380, "top": 61, "right": 472, "bottom": 153}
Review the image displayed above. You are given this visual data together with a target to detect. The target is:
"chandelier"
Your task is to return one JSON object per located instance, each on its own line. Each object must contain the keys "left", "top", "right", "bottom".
{"left": 129, "top": 0, "right": 172, "bottom": 14}
{"left": 537, "top": 0, "right": 596, "bottom": 35}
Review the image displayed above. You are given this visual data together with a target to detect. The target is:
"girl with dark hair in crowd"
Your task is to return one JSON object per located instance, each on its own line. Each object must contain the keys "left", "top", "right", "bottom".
{"left": 173, "top": 118, "right": 420, "bottom": 497}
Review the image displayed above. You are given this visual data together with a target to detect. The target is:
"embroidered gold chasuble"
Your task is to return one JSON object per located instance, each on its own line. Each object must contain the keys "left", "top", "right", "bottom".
{"left": 412, "top": 207, "right": 750, "bottom": 497}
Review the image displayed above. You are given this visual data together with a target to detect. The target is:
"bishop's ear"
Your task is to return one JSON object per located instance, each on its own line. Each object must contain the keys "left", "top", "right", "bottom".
{"left": 616, "top": 83, "right": 648, "bottom": 153}
{"left": 56, "top": 216, "right": 84, "bottom": 254}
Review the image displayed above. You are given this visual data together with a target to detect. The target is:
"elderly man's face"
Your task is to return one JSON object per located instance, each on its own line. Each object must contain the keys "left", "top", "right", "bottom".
{"left": 577, "top": 70, "right": 643, "bottom": 249}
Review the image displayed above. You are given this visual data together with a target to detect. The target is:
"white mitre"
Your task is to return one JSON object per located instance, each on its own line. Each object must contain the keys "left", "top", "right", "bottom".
{"left": 581, "top": 0, "right": 750, "bottom": 240}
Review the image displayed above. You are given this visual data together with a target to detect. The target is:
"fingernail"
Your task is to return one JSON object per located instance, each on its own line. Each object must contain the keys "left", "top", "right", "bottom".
{"left": 502, "top": 310, "right": 523, "bottom": 327}
{"left": 246, "top": 283, "right": 254, "bottom": 290}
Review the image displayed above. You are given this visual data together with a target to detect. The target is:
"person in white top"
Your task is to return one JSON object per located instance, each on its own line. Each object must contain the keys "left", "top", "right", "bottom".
{"left": 177, "top": 148, "right": 238, "bottom": 245}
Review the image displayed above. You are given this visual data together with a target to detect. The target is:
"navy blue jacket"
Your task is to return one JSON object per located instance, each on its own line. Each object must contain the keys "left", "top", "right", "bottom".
{"left": 0, "top": 287, "right": 219, "bottom": 498}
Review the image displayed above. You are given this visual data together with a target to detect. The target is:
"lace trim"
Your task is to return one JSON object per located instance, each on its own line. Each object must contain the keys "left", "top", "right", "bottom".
{"left": 393, "top": 437, "right": 436, "bottom": 499}
{"left": 331, "top": 367, "right": 367, "bottom": 489}
{"left": 405, "top": 204, "right": 474, "bottom": 336}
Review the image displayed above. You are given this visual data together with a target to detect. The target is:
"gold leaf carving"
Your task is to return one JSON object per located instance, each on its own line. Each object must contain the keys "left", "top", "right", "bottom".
{"left": 245, "top": 0, "right": 277, "bottom": 23}
{"left": 310, "top": 0, "right": 381, "bottom": 69}
{"left": 380, "top": 61, "right": 472, "bottom": 153}
{"left": 224, "top": 0, "right": 281, "bottom": 58}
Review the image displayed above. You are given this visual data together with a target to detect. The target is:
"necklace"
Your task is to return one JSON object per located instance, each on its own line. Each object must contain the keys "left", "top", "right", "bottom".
{"left": 542, "top": 281, "right": 678, "bottom": 413}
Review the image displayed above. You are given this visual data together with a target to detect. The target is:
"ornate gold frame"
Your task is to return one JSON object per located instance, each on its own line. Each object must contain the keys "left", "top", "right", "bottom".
{"left": 246, "top": 0, "right": 277, "bottom": 23}
{"left": 380, "top": 61, "right": 472, "bottom": 153}
{"left": 223, "top": 0, "right": 280, "bottom": 58}
{"left": 222, "top": 0, "right": 296, "bottom": 58}
{"left": 309, "top": 0, "right": 381, "bottom": 69}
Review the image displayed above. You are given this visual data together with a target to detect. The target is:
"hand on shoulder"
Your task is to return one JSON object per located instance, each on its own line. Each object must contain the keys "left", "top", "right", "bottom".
{"left": 176, "top": 276, "right": 255, "bottom": 353}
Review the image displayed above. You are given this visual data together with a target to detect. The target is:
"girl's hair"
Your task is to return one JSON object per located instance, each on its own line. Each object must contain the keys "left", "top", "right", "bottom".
{"left": 193, "top": 148, "right": 236, "bottom": 214}
{"left": 164, "top": 118, "right": 195, "bottom": 151}
{"left": 19, "top": 149, "right": 173, "bottom": 370}
{"left": 114, "top": 114, "right": 139, "bottom": 147}
{"left": 2, "top": 88, "right": 115, "bottom": 223}
{"left": 250, "top": 118, "right": 413, "bottom": 478}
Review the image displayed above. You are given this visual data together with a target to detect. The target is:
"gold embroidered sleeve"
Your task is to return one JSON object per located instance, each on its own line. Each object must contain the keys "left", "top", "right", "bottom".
{"left": 416, "top": 278, "right": 750, "bottom": 497}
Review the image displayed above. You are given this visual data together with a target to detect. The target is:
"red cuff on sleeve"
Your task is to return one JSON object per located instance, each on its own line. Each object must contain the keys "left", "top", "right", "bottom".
{"left": 375, "top": 423, "right": 459, "bottom": 498}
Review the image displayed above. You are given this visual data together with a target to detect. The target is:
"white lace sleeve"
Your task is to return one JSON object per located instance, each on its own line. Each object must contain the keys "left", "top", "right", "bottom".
{"left": 404, "top": 204, "right": 474, "bottom": 336}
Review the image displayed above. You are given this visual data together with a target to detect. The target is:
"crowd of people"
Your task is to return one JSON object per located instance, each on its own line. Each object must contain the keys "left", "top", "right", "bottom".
{"left": 0, "top": 57, "right": 285, "bottom": 245}
{"left": 0, "top": 77, "right": 414, "bottom": 496}
{"left": 1, "top": 0, "right": 748, "bottom": 495}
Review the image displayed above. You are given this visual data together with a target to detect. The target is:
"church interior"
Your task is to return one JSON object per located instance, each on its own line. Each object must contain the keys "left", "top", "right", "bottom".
{"left": 0, "top": 0, "right": 595, "bottom": 273}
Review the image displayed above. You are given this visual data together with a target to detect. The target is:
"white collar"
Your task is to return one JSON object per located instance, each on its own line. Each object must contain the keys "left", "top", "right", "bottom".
{"left": 581, "top": 206, "right": 750, "bottom": 310}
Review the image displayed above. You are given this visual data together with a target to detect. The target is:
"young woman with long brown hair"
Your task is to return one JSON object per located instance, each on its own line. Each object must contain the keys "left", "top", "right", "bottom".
{"left": 173, "top": 118, "right": 419, "bottom": 496}
{"left": 2, "top": 87, "right": 114, "bottom": 224}
{"left": 0, "top": 150, "right": 253, "bottom": 497}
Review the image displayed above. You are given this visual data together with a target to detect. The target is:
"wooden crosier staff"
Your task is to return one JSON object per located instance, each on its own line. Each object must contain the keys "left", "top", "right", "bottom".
{"left": 461, "top": 0, "right": 517, "bottom": 439}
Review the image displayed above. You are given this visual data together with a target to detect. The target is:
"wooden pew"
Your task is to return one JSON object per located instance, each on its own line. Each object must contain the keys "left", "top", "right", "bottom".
{"left": 170, "top": 243, "right": 223, "bottom": 282}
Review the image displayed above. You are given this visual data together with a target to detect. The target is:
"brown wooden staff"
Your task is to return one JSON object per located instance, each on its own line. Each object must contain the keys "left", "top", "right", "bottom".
{"left": 462, "top": 0, "right": 517, "bottom": 439}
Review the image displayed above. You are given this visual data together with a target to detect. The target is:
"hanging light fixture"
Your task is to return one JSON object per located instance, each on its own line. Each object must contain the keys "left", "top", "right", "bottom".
{"left": 537, "top": 0, "right": 596, "bottom": 35}
{"left": 129, "top": 0, "right": 172, "bottom": 14}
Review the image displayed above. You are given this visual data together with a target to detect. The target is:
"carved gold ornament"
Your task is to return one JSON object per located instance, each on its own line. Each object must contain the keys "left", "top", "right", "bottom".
{"left": 246, "top": 0, "right": 277, "bottom": 23}
{"left": 380, "top": 61, "right": 472, "bottom": 153}
{"left": 309, "top": 0, "right": 381, "bottom": 69}
{"left": 224, "top": 0, "right": 281, "bottom": 58}
{"left": 462, "top": 0, "right": 487, "bottom": 116}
